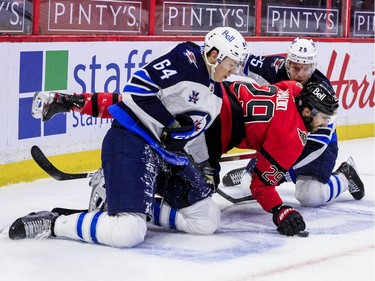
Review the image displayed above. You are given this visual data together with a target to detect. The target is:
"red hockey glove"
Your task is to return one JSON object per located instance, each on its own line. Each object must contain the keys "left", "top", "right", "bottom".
{"left": 272, "top": 205, "right": 306, "bottom": 236}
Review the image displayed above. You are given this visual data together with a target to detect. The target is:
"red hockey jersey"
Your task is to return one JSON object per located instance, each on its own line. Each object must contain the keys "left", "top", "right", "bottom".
{"left": 220, "top": 80, "right": 308, "bottom": 212}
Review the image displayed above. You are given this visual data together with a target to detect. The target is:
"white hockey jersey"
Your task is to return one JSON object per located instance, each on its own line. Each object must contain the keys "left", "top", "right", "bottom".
{"left": 109, "top": 42, "right": 222, "bottom": 163}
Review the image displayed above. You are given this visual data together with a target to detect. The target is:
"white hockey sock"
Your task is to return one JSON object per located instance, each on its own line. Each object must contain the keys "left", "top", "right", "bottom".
{"left": 296, "top": 174, "right": 349, "bottom": 207}
{"left": 54, "top": 211, "right": 147, "bottom": 248}
{"left": 325, "top": 173, "right": 348, "bottom": 203}
{"left": 152, "top": 199, "right": 179, "bottom": 230}
{"left": 151, "top": 197, "right": 220, "bottom": 235}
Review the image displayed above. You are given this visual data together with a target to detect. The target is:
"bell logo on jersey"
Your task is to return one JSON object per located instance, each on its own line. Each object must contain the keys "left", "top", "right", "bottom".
{"left": 297, "top": 128, "right": 308, "bottom": 146}
{"left": 184, "top": 49, "right": 198, "bottom": 68}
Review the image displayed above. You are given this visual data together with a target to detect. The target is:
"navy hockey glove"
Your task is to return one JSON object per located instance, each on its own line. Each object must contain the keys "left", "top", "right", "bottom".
{"left": 161, "top": 114, "right": 196, "bottom": 152}
{"left": 272, "top": 205, "right": 306, "bottom": 236}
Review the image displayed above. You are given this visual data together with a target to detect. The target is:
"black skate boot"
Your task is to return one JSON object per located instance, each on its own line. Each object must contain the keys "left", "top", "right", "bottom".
{"left": 334, "top": 157, "right": 365, "bottom": 200}
{"left": 8, "top": 211, "right": 59, "bottom": 240}
{"left": 51, "top": 208, "right": 87, "bottom": 216}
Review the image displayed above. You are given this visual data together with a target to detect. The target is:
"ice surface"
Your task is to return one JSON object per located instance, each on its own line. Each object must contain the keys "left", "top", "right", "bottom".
{"left": 0, "top": 138, "right": 374, "bottom": 281}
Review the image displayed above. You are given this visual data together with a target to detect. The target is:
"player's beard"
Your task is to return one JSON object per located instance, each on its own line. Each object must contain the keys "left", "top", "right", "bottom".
{"left": 302, "top": 115, "right": 315, "bottom": 132}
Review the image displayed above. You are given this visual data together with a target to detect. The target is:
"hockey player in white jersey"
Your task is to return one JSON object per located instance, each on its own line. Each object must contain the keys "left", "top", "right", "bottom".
{"left": 8, "top": 27, "right": 248, "bottom": 247}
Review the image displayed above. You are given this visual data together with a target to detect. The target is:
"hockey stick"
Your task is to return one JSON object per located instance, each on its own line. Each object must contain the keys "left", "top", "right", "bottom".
{"left": 32, "top": 145, "right": 256, "bottom": 201}
{"left": 31, "top": 145, "right": 96, "bottom": 181}
{"left": 216, "top": 188, "right": 254, "bottom": 203}
{"left": 220, "top": 151, "right": 256, "bottom": 162}
{"left": 31, "top": 145, "right": 256, "bottom": 182}
{"left": 31, "top": 145, "right": 256, "bottom": 203}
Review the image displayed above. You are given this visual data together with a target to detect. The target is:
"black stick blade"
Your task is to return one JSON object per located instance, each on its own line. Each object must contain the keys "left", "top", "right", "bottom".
{"left": 31, "top": 145, "right": 89, "bottom": 180}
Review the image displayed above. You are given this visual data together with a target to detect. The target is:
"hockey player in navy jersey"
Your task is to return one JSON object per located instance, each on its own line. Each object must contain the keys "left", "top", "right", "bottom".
{"left": 8, "top": 27, "right": 248, "bottom": 247}
{"left": 240, "top": 37, "right": 365, "bottom": 207}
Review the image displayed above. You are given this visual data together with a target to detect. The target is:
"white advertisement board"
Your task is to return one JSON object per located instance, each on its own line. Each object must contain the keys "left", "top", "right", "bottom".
{"left": 0, "top": 40, "right": 374, "bottom": 165}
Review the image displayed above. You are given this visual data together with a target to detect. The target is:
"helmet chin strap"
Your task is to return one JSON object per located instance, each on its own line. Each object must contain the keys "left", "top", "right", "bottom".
{"left": 203, "top": 52, "right": 220, "bottom": 80}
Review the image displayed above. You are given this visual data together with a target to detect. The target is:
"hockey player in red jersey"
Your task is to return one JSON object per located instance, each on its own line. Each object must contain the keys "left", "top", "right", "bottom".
{"left": 212, "top": 80, "right": 338, "bottom": 235}
{"left": 221, "top": 81, "right": 310, "bottom": 212}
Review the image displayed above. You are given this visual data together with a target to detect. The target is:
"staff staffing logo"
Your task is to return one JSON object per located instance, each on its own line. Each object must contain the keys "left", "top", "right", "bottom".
{"left": 19, "top": 50, "right": 69, "bottom": 139}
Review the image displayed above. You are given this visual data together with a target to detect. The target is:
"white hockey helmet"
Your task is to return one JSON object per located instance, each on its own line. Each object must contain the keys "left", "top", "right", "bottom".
{"left": 286, "top": 37, "right": 317, "bottom": 83}
{"left": 203, "top": 27, "right": 248, "bottom": 79}
{"left": 204, "top": 26, "right": 248, "bottom": 64}
{"left": 287, "top": 37, "right": 317, "bottom": 65}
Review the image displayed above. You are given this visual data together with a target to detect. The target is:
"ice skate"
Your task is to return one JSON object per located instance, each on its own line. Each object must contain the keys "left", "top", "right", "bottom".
{"left": 334, "top": 157, "right": 365, "bottom": 200}
{"left": 222, "top": 158, "right": 257, "bottom": 187}
{"left": 32, "top": 91, "right": 84, "bottom": 121}
{"left": 8, "top": 211, "right": 59, "bottom": 240}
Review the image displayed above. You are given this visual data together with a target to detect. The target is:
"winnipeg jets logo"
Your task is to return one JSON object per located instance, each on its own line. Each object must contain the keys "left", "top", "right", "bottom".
{"left": 272, "top": 58, "right": 285, "bottom": 74}
{"left": 184, "top": 49, "right": 198, "bottom": 68}
{"left": 297, "top": 128, "right": 308, "bottom": 146}
{"left": 183, "top": 111, "right": 212, "bottom": 139}
{"left": 188, "top": 91, "right": 200, "bottom": 104}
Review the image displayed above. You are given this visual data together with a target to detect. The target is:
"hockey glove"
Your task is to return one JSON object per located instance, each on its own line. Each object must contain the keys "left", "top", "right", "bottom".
{"left": 198, "top": 160, "right": 219, "bottom": 192}
{"left": 32, "top": 92, "right": 85, "bottom": 121}
{"left": 278, "top": 169, "right": 297, "bottom": 185}
{"left": 272, "top": 204, "right": 306, "bottom": 236}
{"left": 161, "top": 114, "right": 196, "bottom": 152}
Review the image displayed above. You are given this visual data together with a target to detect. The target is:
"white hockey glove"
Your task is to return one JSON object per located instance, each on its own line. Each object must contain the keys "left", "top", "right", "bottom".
{"left": 32, "top": 91, "right": 84, "bottom": 121}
